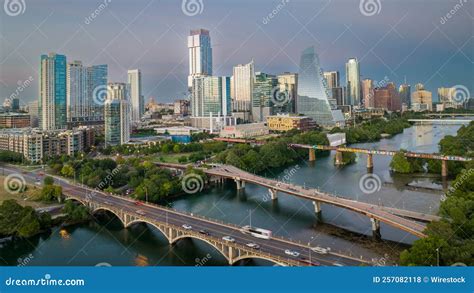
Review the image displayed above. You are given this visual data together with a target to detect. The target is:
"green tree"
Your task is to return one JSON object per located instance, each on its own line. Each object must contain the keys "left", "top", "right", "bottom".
{"left": 43, "top": 176, "right": 54, "bottom": 186}
{"left": 61, "top": 164, "right": 75, "bottom": 177}
{"left": 390, "top": 151, "right": 412, "bottom": 173}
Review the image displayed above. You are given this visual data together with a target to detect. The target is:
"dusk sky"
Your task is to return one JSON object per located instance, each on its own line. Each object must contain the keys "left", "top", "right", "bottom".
{"left": 1, "top": 0, "right": 472, "bottom": 105}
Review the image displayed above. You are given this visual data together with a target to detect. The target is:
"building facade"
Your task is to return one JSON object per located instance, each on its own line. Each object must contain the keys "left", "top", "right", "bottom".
{"left": 373, "top": 82, "right": 401, "bottom": 111}
{"left": 40, "top": 53, "right": 67, "bottom": 130}
{"left": 104, "top": 83, "right": 130, "bottom": 146}
{"left": 0, "top": 113, "right": 31, "bottom": 128}
{"left": 252, "top": 72, "right": 277, "bottom": 122}
{"left": 411, "top": 87, "right": 433, "bottom": 111}
{"left": 361, "top": 79, "right": 374, "bottom": 108}
{"left": 231, "top": 60, "right": 254, "bottom": 112}
{"left": 345, "top": 58, "right": 360, "bottom": 106}
{"left": 219, "top": 122, "right": 269, "bottom": 139}
{"left": 399, "top": 84, "right": 411, "bottom": 108}
{"left": 266, "top": 114, "right": 316, "bottom": 132}
{"left": 188, "top": 29, "right": 213, "bottom": 88}
{"left": 277, "top": 72, "right": 298, "bottom": 113}
{"left": 128, "top": 69, "right": 144, "bottom": 123}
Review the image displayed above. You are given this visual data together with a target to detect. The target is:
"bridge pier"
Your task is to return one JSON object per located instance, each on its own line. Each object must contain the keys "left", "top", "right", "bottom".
{"left": 370, "top": 218, "right": 381, "bottom": 240}
{"left": 309, "top": 148, "right": 316, "bottom": 162}
{"left": 269, "top": 188, "right": 278, "bottom": 200}
{"left": 235, "top": 179, "right": 245, "bottom": 190}
{"left": 367, "top": 154, "right": 374, "bottom": 171}
{"left": 335, "top": 151, "right": 343, "bottom": 165}
{"left": 441, "top": 160, "right": 448, "bottom": 178}
{"left": 313, "top": 201, "right": 322, "bottom": 215}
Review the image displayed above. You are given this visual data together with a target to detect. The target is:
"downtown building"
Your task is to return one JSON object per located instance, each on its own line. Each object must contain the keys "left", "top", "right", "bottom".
{"left": 104, "top": 83, "right": 131, "bottom": 146}
{"left": 361, "top": 78, "right": 374, "bottom": 108}
{"left": 373, "top": 82, "right": 401, "bottom": 112}
{"left": 277, "top": 72, "right": 298, "bottom": 113}
{"left": 296, "top": 46, "right": 345, "bottom": 128}
{"left": 128, "top": 69, "right": 144, "bottom": 123}
{"left": 231, "top": 60, "right": 254, "bottom": 122}
{"left": 252, "top": 72, "right": 278, "bottom": 122}
{"left": 190, "top": 76, "right": 232, "bottom": 132}
{"left": 323, "top": 71, "right": 344, "bottom": 106}
{"left": 399, "top": 83, "right": 411, "bottom": 108}
{"left": 40, "top": 53, "right": 67, "bottom": 130}
{"left": 345, "top": 58, "right": 360, "bottom": 106}
{"left": 411, "top": 84, "right": 433, "bottom": 112}
{"left": 438, "top": 87, "right": 463, "bottom": 109}
{"left": 188, "top": 29, "right": 213, "bottom": 89}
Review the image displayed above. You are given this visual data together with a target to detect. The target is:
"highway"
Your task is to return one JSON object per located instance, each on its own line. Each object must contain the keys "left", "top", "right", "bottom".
{"left": 2, "top": 165, "right": 368, "bottom": 266}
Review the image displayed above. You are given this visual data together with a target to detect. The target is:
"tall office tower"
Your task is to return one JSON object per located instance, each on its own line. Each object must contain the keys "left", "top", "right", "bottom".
{"left": 297, "top": 46, "right": 344, "bottom": 127}
{"left": 104, "top": 83, "right": 130, "bottom": 146}
{"left": 374, "top": 82, "right": 401, "bottom": 111}
{"left": 361, "top": 78, "right": 374, "bottom": 108}
{"left": 188, "top": 29, "right": 213, "bottom": 88}
{"left": 252, "top": 72, "right": 278, "bottom": 122}
{"left": 67, "top": 61, "right": 87, "bottom": 122}
{"left": 323, "top": 71, "right": 340, "bottom": 89}
{"left": 411, "top": 89, "right": 433, "bottom": 112}
{"left": 191, "top": 76, "right": 231, "bottom": 131}
{"left": 438, "top": 87, "right": 463, "bottom": 108}
{"left": 39, "top": 53, "right": 67, "bottom": 130}
{"left": 399, "top": 84, "right": 411, "bottom": 107}
{"left": 11, "top": 98, "right": 20, "bottom": 111}
{"left": 345, "top": 58, "right": 360, "bottom": 106}
{"left": 332, "top": 87, "right": 344, "bottom": 106}
{"left": 128, "top": 69, "right": 144, "bottom": 123}
{"left": 88, "top": 64, "right": 108, "bottom": 120}
{"left": 277, "top": 72, "right": 298, "bottom": 113}
{"left": 231, "top": 60, "right": 254, "bottom": 112}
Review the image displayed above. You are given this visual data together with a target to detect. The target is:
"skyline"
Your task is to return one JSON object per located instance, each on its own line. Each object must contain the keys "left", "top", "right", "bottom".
{"left": 1, "top": 0, "right": 472, "bottom": 105}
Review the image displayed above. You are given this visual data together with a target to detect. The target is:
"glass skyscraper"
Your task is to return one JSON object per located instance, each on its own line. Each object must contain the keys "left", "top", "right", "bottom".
{"left": 252, "top": 72, "right": 277, "bottom": 122}
{"left": 88, "top": 64, "right": 108, "bottom": 120}
{"left": 346, "top": 58, "right": 360, "bottom": 106}
{"left": 188, "top": 29, "right": 213, "bottom": 88}
{"left": 296, "top": 46, "right": 340, "bottom": 127}
{"left": 40, "top": 53, "right": 67, "bottom": 130}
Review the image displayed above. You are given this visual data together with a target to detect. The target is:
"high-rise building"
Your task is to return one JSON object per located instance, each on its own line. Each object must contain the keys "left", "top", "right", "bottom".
{"left": 276, "top": 72, "right": 298, "bottom": 113}
{"left": 374, "top": 82, "right": 401, "bottom": 111}
{"left": 40, "top": 53, "right": 67, "bottom": 130}
{"left": 332, "top": 87, "right": 344, "bottom": 106}
{"left": 191, "top": 76, "right": 232, "bottom": 131}
{"left": 88, "top": 64, "right": 108, "bottom": 120}
{"left": 27, "top": 101, "right": 39, "bottom": 127}
{"left": 438, "top": 87, "right": 463, "bottom": 109}
{"left": 362, "top": 79, "right": 374, "bottom": 108}
{"left": 231, "top": 60, "right": 254, "bottom": 112}
{"left": 67, "top": 61, "right": 87, "bottom": 122}
{"left": 323, "top": 71, "right": 340, "bottom": 89}
{"left": 399, "top": 84, "right": 411, "bottom": 107}
{"left": 104, "top": 83, "right": 130, "bottom": 146}
{"left": 128, "top": 69, "right": 144, "bottom": 123}
{"left": 345, "top": 58, "right": 360, "bottom": 106}
{"left": 188, "top": 29, "right": 212, "bottom": 88}
{"left": 252, "top": 72, "right": 278, "bottom": 122}
{"left": 411, "top": 88, "right": 433, "bottom": 111}
{"left": 174, "top": 99, "right": 190, "bottom": 116}
{"left": 415, "top": 83, "right": 424, "bottom": 91}
{"left": 297, "top": 46, "right": 344, "bottom": 127}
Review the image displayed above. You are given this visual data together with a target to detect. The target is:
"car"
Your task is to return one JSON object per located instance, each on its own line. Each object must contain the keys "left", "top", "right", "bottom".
{"left": 246, "top": 243, "right": 260, "bottom": 249}
{"left": 311, "top": 246, "right": 329, "bottom": 254}
{"left": 135, "top": 210, "right": 145, "bottom": 216}
{"left": 134, "top": 201, "right": 142, "bottom": 206}
{"left": 333, "top": 262, "right": 344, "bottom": 267}
{"left": 222, "top": 236, "right": 235, "bottom": 242}
{"left": 284, "top": 249, "right": 300, "bottom": 257}
{"left": 182, "top": 224, "right": 192, "bottom": 230}
{"left": 198, "top": 229, "right": 210, "bottom": 235}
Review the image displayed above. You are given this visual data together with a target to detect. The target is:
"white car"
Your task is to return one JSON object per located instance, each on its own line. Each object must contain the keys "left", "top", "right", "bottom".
{"left": 182, "top": 224, "right": 192, "bottom": 230}
{"left": 284, "top": 249, "right": 300, "bottom": 257}
{"left": 246, "top": 243, "right": 260, "bottom": 249}
{"left": 135, "top": 210, "right": 145, "bottom": 216}
{"left": 222, "top": 236, "right": 235, "bottom": 242}
{"left": 311, "top": 246, "right": 329, "bottom": 254}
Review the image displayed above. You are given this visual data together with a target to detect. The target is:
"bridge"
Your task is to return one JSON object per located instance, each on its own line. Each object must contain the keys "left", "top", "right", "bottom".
{"left": 408, "top": 119, "right": 472, "bottom": 125}
{"left": 157, "top": 163, "right": 436, "bottom": 239}
{"left": 288, "top": 144, "right": 471, "bottom": 177}
{"left": 2, "top": 165, "right": 367, "bottom": 267}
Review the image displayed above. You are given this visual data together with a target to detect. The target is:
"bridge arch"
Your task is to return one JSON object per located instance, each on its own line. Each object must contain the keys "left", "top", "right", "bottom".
{"left": 125, "top": 219, "right": 171, "bottom": 242}
{"left": 64, "top": 196, "right": 87, "bottom": 206}
{"left": 170, "top": 234, "right": 230, "bottom": 263}
{"left": 91, "top": 207, "right": 126, "bottom": 227}
{"left": 230, "top": 255, "right": 287, "bottom": 266}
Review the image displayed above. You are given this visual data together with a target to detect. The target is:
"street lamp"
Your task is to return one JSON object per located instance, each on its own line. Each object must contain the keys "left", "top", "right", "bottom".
{"left": 436, "top": 248, "right": 440, "bottom": 266}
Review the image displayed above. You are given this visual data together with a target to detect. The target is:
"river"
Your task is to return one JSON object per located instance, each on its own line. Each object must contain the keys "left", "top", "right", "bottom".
{"left": 0, "top": 122, "right": 465, "bottom": 266}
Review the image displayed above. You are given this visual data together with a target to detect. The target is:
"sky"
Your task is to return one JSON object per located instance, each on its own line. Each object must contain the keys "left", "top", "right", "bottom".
{"left": 0, "top": 0, "right": 473, "bottom": 105}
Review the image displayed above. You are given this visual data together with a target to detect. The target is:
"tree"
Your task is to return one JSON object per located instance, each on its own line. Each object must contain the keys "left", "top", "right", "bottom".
{"left": 390, "top": 151, "right": 412, "bottom": 173}
{"left": 40, "top": 185, "right": 62, "bottom": 202}
{"left": 43, "top": 176, "right": 54, "bottom": 186}
{"left": 61, "top": 164, "right": 74, "bottom": 177}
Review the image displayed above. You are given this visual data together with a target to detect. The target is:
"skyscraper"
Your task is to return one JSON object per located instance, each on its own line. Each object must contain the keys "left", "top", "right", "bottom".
{"left": 345, "top": 58, "right": 360, "bottom": 106}
{"left": 277, "top": 72, "right": 298, "bottom": 113}
{"left": 374, "top": 82, "right": 401, "bottom": 111}
{"left": 88, "top": 64, "right": 108, "bottom": 120}
{"left": 128, "top": 69, "right": 144, "bottom": 123}
{"left": 40, "top": 53, "right": 67, "bottom": 130}
{"left": 323, "top": 71, "right": 340, "bottom": 89}
{"left": 362, "top": 78, "right": 374, "bottom": 108}
{"left": 411, "top": 87, "right": 433, "bottom": 111}
{"left": 104, "top": 83, "right": 130, "bottom": 146}
{"left": 188, "top": 29, "right": 212, "bottom": 88}
{"left": 252, "top": 72, "right": 278, "bottom": 122}
{"left": 67, "top": 61, "right": 87, "bottom": 122}
{"left": 399, "top": 84, "right": 411, "bottom": 107}
{"left": 297, "top": 46, "right": 344, "bottom": 127}
{"left": 231, "top": 60, "right": 254, "bottom": 112}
